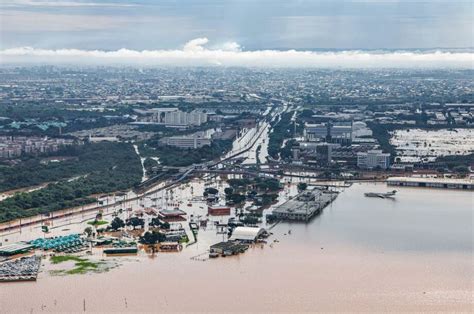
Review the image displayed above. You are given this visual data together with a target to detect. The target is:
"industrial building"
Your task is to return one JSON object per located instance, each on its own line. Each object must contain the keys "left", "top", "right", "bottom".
{"left": 208, "top": 205, "right": 231, "bottom": 216}
{"left": 0, "top": 242, "right": 34, "bottom": 256}
{"left": 386, "top": 177, "right": 473, "bottom": 190}
{"left": 229, "top": 227, "right": 266, "bottom": 242}
{"left": 273, "top": 189, "right": 338, "bottom": 221}
{"left": 210, "top": 241, "right": 249, "bottom": 256}
{"left": 158, "top": 208, "right": 187, "bottom": 222}
{"left": 304, "top": 122, "right": 352, "bottom": 145}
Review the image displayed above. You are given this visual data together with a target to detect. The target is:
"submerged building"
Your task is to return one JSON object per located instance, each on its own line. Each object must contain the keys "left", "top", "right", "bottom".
{"left": 273, "top": 189, "right": 338, "bottom": 221}
{"left": 229, "top": 227, "right": 266, "bottom": 242}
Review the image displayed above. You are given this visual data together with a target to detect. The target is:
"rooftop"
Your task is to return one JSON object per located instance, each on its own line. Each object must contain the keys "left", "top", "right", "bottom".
{"left": 387, "top": 177, "right": 473, "bottom": 185}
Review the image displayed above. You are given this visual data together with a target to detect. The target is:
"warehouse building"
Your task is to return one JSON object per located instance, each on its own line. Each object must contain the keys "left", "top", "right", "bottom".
{"left": 229, "top": 227, "right": 266, "bottom": 242}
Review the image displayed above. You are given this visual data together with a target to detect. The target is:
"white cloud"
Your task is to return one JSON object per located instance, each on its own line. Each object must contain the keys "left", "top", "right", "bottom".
{"left": 0, "top": 38, "right": 472, "bottom": 68}
{"left": 1, "top": 0, "right": 137, "bottom": 7}
{"left": 183, "top": 38, "right": 210, "bottom": 52}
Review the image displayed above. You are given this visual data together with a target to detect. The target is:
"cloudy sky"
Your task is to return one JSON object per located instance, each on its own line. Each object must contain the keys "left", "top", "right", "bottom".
{"left": 0, "top": 0, "right": 473, "bottom": 67}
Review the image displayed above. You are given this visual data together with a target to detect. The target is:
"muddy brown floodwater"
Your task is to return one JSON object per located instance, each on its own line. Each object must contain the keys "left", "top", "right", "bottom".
{"left": 1, "top": 183, "right": 473, "bottom": 312}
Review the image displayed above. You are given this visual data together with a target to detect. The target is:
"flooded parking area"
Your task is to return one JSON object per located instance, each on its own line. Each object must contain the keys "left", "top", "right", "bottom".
{"left": 390, "top": 128, "right": 474, "bottom": 162}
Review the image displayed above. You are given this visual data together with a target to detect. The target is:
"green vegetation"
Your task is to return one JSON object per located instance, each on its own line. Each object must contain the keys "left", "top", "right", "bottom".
{"left": 87, "top": 220, "right": 108, "bottom": 226}
{"left": 144, "top": 139, "right": 233, "bottom": 167}
{"left": 268, "top": 112, "right": 294, "bottom": 159}
{"left": 149, "top": 218, "right": 170, "bottom": 230}
{"left": 0, "top": 103, "right": 132, "bottom": 135}
{"left": 110, "top": 217, "right": 126, "bottom": 231}
{"left": 297, "top": 182, "right": 308, "bottom": 191}
{"left": 280, "top": 139, "right": 297, "bottom": 161}
{"left": 139, "top": 231, "right": 166, "bottom": 244}
{"left": 366, "top": 122, "right": 396, "bottom": 157}
{"left": 0, "top": 142, "right": 142, "bottom": 223}
{"left": 126, "top": 217, "right": 145, "bottom": 229}
{"left": 227, "top": 193, "right": 246, "bottom": 204}
{"left": 0, "top": 142, "right": 141, "bottom": 192}
{"left": 226, "top": 177, "right": 281, "bottom": 207}
{"left": 143, "top": 158, "right": 160, "bottom": 177}
{"left": 436, "top": 153, "right": 474, "bottom": 171}
{"left": 50, "top": 255, "right": 105, "bottom": 275}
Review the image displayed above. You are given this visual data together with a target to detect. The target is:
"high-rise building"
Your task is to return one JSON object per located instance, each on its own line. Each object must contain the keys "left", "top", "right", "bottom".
{"left": 357, "top": 150, "right": 391, "bottom": 169}
{"left": 159, "top": 131, "right": 211, "bottom": 149}
{"left": 162, "top": 110, "right": 208, "bottom": 127}
{"left": 304, "top": 122, "right": 352, "bottom": 145}
{"left": 304, "top": 123, "right": 329, "bottom": 141}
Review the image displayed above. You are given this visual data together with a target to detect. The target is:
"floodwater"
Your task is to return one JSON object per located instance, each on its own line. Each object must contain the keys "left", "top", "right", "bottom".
{"left": 1, "top": 182, "right": 472, "bottom": 312}
{"left": 390, "top": 128, "right": 474, "bottom": 162}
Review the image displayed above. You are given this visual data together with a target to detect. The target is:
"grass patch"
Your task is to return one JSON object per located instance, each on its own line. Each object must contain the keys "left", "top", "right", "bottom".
{"left": 50, "top": 255, "right": 85, "bottom": 264}
{"left": 87, "top": 220, "right": 108, "bottom": 226}
{"left": 50, "top": 255, "right": 104, "bottom": 275}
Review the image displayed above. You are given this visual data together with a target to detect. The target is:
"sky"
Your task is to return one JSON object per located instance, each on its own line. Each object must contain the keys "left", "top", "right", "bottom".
{"left": 0, "top": 0, "right": 473, "bottom": 67}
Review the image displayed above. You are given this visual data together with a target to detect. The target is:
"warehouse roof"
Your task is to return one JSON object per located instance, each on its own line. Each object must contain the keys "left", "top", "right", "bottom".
{"left": 229, "top": 227, "right": 265, "bottom": 241}
{"left": 0, "top": 242, "right": 34, "bottom": 255}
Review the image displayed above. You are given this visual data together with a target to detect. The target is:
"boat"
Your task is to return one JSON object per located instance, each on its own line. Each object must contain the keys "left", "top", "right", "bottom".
{"left": 364, "top": 190, "right": 397, "bottom": 199}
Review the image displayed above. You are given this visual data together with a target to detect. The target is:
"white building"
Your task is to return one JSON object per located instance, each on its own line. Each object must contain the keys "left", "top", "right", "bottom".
{"left": 163, "top": 111, "right": 207, "bottom": 127}
{"left": 147, "top": 109, "right": 207, "bottom": 127}
{"left": 159, "top": 131, "right": 211, "bottom": 149}
{"left": 229, "top": 227, "right": 266, "bottom": 242}
{"left": 304, "top": 122, "right": 352, "bottom": 144}
{"left": 357, "top": 150, "right": 391, "bottom": 169}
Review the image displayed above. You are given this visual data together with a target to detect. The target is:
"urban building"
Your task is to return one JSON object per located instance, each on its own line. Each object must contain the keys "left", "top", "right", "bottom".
{"left": 229, "top": 227, "right": 266, "bottom": 242}
{"left": 387, "top": 177, "right": 473, "bottom": 190}
{"left": 304, "top": 123, "right": 328, "bottom": 141}
{"left": 357, "top": 150, "right": 391, "bottom": 169}
{"left": 304, "top": 122, "right": 352, "bottom": 145}
{"left": 158, "top": 131, "right": 212, "bottom": 149}
{"left": 146, "top": 109, "right": 208, "bottom": 127}
{"left": 272, "top": 189, "right": 338, "bottom": 221}
{"left": 0, "top": 136, "right": 77, "bottom": 159}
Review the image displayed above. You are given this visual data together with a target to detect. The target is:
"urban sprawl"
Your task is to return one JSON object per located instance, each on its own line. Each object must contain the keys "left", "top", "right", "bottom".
{"left": 0, "top": 67, "right": 472, "bottom": 281}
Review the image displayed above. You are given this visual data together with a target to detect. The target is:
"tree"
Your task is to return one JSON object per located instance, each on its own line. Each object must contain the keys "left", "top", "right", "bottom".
{"left": 204, "top": 187, "right": 218, "bottom": 195}
{"left": 110, "top": 217, "right": 125, "bottom": 231}
{"left": 227, "top": 193, "right": 246, "bottom": 204}
{"left": 84, "top": 227, "right": 93, "bottom": 237}
{"left": 224, "top": 187, "right": 234, "bottom": 195}
{"left": 126, "top": 217, "right": 144, "bottom": 229}
{"left": 453, "top": 165, "right": 469, "bottom": 175}
{"left": 297, "top": 182, "right": 308, "bottom": 191}
{"left": 150, "top": 218, "right": 170, "bottom": 230}
{"left": 139, "top": 231, "right": 166, "bottom": 244}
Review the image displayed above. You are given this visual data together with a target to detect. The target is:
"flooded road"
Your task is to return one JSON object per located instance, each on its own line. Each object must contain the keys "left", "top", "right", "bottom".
{"left": 1, "top": 182, "right": 472, "bottom": 312}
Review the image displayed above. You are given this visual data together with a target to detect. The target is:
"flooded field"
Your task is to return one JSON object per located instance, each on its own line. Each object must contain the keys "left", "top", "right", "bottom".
{"left": 390, "top": 128, "right": 474, "bottom": 162}
{"left": 1, "top": 181, "right": 472, "bottom": 312}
